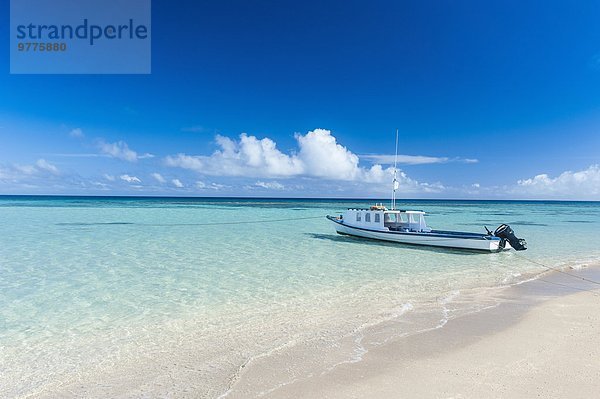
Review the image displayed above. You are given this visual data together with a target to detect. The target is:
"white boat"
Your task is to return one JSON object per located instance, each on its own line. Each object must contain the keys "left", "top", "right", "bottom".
{"left": 326, "top": 206, "right": 526, "bottom": 252}
{"left": 326, "top": 130, "right": 527, "bottom": 252}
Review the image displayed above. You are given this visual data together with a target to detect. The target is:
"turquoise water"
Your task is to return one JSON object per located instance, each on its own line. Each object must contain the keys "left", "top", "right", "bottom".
{"left": 1, "top": 197, "right": 599, "bottom": 397}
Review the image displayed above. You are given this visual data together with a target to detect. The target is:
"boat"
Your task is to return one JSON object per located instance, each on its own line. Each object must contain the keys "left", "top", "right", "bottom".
{"left": 326, "top": 209, "right": 526, "bottom": 252}
{"left": 326, "top": 131, "right": 527, "bottom": 252}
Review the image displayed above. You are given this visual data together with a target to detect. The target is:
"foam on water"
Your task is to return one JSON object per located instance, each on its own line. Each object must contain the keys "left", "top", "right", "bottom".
{"left": 0, "top": 197, "right": 599, "bottom": 397}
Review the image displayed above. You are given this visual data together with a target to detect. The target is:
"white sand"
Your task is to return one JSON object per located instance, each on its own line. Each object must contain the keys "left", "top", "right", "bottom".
{"left": 261, "top": 289, "right": 600, "bottom": 399}
{"left": 36, "top": 269, "right": 600, "bottom": 398}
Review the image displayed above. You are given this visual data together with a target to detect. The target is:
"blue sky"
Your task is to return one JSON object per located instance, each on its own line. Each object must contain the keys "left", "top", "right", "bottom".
{"left": 1, "top": 0, "right": 599, "bottom": 199}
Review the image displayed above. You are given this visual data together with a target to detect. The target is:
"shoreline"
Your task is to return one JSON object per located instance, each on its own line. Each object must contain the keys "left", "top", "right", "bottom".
{"left": 226, "top": 265, "right": 600, "bottom": 398}
{"left": 11, "top": 259, "right": 600, "bottom": 398}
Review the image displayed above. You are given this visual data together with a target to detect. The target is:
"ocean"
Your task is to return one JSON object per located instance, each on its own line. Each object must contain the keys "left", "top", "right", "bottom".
{"left": 1, "top": 196, "right": 599, "bottom": 397}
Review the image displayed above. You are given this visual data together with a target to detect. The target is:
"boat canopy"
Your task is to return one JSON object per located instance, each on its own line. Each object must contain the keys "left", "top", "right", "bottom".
{"left": 342, "top": 208, "right": 430, "bottom": 233}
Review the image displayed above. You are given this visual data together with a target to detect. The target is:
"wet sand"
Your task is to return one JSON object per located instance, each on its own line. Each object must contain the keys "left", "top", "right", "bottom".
{"left": 252, "top": 267, "right": 600, "bottom": 399}
{"left": 31, "top": 267, "right": 600, "bottom": 398}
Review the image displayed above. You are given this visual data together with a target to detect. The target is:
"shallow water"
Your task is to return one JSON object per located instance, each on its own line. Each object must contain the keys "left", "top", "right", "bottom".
{"left": 0, "top": 197, "right": 599, "bottom": 397}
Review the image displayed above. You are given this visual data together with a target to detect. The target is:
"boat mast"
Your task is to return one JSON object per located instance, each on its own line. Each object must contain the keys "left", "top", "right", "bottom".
{"left": 391, "top": 128, "right": 399, "bottom": 210}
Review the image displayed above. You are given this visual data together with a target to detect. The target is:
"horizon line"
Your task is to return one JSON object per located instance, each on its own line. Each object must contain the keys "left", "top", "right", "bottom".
{"left": 0, "top": 194, "right": 598, "bottom": 203}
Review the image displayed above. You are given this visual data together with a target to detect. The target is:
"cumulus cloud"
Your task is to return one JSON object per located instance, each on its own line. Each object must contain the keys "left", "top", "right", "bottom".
{"left": 98, "top": 140, "right": 154, "bottom": 162}
{"left": 165, "top": 134, "right": 301, "bottom": 177}
{"left": 166, "top": 129, "right": 394, "bottom": 183}
{"left": 69, "top": 128, "right": 84, "bottom": 138}
{"left": 164, "top": 129, "right": 449, "bottom": 195}
{"left": 255, "top": 181, "right": 285, "bottom": 190}
{"left": 296, "top": 129, "right": 374, "bottom": 180}
{"left": 171, "top": 178, "right": 184, "bottom": 188}
{"left": 516, "top": 164, "right": 600, "bottom": 199}
{"left": 120, "top": 174, "right": 141, "bottom": 183}
{"left": 151, "top": 172, "right": 166, "bottom": 183}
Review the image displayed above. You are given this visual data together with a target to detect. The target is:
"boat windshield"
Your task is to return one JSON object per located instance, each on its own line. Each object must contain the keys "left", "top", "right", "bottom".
{"left": 384, "top": 212, "right": 415, "bottom": 231}
{"left": 384, "top": 213, "right": 409, "bottom": 223}
{"left": 384, "top": 213, "right": 397, "bottom": 223}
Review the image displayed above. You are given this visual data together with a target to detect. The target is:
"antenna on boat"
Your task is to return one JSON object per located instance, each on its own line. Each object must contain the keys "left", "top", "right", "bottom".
{"left": 391, "top": 128, "right": 399, "bottom": 210}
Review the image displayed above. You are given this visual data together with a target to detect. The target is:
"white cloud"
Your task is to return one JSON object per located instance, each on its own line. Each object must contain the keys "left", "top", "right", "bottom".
{"left": 5, "top": 159, "right": 59, "bottom": 177}
{"left": 69, "top": 128, "right": 84, "bottom": 138}
{"left": 99, "top": 141, "right": 137, "bottom": 162}
{"left": 165, "top": 133, "right": 304, "bottom": 177}
{"left": 151, "top": 172, "right": 166, "bottom": 183}
{"left": 0, "top": 159, "right": 60, "bottom": 183}
{"left": 195, "top": 181, "right": 226, "bottom": 190}
{"left": 362, "top": 154, "right": 448, "bottom": 165}
{"left": 0, "top": 166, "right": 20, "bottom": 180}
{"left": 35, "top": 159, "right": 60, "bottom": 175}
{"left": 362, "top": 154, "right": 479, "bottom": 165}
{"left": 98, "top": 140, "right": 154, "bottom": 162}
{"left": 14, "top": 164, "right": 38, "bottom": 175}
{"left": 255, "top": 181, "right": 285, "bottom": 190}
{"left": 171, "top": 178, "right": 184, "bottom": 188}
{"left": 164, "top": 129, "right": 448, "bottom": 194}
{"left": 120, "top": 174, "right": 141, "bottom": 183}
{"left": 90, "top": 181, "right": 110, "bottom": 190}
{"left": 166, "top": 129, "right": 390, "bottom": 182}
{"left": 103, "top": 174, "right": 116, "bottom": 181}
{"left": 516, "top": 164, "right": 600, "bottom": 198}
{"left": 296, "top": 129, "right": 365, "bottom": 180}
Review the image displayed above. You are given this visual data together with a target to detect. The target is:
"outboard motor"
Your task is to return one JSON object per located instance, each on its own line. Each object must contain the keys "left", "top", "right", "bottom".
{"left": 493, "top": 224, "right": 527, "bottom": 251}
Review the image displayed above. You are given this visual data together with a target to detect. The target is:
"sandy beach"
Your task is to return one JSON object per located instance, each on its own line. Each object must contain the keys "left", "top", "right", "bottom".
{"left": 29, "top": 266, "right": 600, "bottom": 399}
{"left": 229, "top": 268, "right": 600, "bottom": 399}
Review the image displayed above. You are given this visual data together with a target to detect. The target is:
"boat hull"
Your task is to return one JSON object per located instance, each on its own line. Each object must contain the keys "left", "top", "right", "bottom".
{"left": 327, "top": 216, "right": 503, "bottom": 252}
